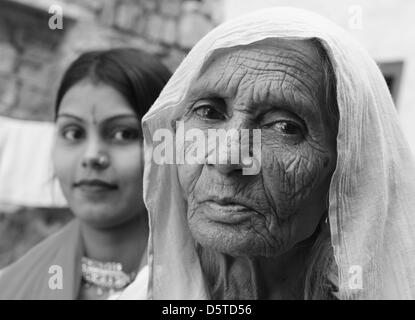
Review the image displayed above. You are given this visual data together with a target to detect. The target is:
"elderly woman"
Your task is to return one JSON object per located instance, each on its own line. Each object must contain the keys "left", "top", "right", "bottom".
{"left": 141, "top": 8, "right": 415, "bottom": 299}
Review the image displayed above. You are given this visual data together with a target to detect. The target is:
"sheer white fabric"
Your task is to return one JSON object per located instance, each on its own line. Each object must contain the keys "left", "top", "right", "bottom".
{"left": 112, "top": 266, "right": 149, "bottom": 300}
{"left": 142, "top": 7, "right": 415, "bottom": 299}
{"left": 0, "top": 116, "right": 67, "bottom": 207}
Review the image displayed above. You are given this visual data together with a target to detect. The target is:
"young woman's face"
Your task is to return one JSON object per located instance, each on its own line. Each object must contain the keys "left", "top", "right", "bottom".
{"left": 53, "top": 81, "right": 145, "bottom": 229}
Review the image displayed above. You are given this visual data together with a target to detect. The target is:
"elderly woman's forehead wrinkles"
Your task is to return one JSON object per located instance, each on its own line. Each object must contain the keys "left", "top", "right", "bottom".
{"left": 186, "top": 78, "right": 232, "bottom": 106}
{"left": 235, "top": 46, "right": 322, "bottom": 74}
{"left": 232, "top": 42, "right": 321, "bottom": 72}
{"left": 187, "top": 66, "right": 239, "bottom": 104}
{"left": 186, "top": 41, "right": 325, "bottom": 124}
{"left": 223, "top": 48, "right": 323, "bottom": 95}
{"left": 250, "top": 80, "right": 321, "bottom": 123}
{"left": 248, "top": 69, "right": 320, "bottom": 105}
{"left": 223, "top": 52, "right": 324, "bottom": 121}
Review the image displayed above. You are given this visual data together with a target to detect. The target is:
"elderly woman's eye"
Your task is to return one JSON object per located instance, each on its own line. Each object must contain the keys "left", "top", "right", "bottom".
{"left": 275, "top": 121, "right": 303, "bottom": 135}
{"left": 192, "top": 102, "right": 226, "bottom": 120}
{"left": 264, "top": 120, "right": 305, "bottom": 137}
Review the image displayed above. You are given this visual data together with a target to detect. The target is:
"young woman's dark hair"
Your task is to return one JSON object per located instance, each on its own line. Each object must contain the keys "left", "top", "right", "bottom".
{"left": 55, "top": 48, "right": 171, "bottom": 120}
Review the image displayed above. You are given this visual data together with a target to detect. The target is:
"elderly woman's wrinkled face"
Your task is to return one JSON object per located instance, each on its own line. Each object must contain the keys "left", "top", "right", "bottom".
{"left": 177, "top": 39, "right": 337, "bottom": 257}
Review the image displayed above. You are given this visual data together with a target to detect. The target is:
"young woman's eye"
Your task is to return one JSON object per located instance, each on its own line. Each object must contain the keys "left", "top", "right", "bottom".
{"left": 192, "top": 101, "right": 226, "bottom": 120}
{"left": 111, "top": 129, "right": 140, "bottom": 142}
{"left": 61, "top": 127, "right": 85, "bottom": 141}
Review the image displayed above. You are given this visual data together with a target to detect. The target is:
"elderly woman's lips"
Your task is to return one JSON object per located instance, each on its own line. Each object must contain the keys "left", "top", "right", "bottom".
{"left": 202, "top": 200, "right": 254, "bottom": 224}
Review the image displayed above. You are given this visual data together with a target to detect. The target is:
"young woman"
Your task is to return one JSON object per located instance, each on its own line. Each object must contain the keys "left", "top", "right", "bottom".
{"left": 0, "top": 48, "right": 171, "bottom": 299}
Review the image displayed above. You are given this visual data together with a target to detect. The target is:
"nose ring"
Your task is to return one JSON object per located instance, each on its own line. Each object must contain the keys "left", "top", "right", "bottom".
{"left": 97, "top": 154, "right": 109, "bottom": 167}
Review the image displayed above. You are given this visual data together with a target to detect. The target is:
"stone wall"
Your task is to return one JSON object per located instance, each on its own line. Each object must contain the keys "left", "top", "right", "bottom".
{"left": 0, "top": 0, "right": 223, "bottom": 121}
{"left": 0, "top": 1, "right": 65, "bottom": 121}
{"left": 61, "top": 0, "right": 223, "bottom": 70}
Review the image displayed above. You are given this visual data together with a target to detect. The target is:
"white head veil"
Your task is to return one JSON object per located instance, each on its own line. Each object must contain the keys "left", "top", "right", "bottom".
{"left": 142, "top": 7, "right": 415, "bottom": 299}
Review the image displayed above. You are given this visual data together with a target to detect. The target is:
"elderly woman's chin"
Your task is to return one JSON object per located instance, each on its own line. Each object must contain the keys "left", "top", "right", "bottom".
{"left": 187, "top": 203, "right": 296, "bottom": 257}
{"left": 185, "top": 182, "right": 329, "bottom": 258}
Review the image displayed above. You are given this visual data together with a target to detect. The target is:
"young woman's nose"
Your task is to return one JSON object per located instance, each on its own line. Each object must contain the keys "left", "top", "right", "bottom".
{"left": 81, "top": 135, "right": 110, "bottom": 170}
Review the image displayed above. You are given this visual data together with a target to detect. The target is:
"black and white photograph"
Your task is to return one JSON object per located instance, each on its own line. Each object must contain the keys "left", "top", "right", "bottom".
{"left": 0, "top": 0, "right": 414, "bottom": 305}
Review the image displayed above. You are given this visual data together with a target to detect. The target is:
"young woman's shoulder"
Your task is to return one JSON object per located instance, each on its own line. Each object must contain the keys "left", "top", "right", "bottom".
{"left": 0, "top": 219, "right": 82, "bottom": 299}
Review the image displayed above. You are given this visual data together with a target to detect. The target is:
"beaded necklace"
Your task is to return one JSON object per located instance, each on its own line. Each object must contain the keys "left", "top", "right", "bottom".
{"left": 81, "top": 257, "right": 137, "bottom": 296}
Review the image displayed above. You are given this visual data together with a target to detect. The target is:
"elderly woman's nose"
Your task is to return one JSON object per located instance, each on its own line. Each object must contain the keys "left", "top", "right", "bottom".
{"left": 210, "top": 133, "right": 253, "bottom": 176}
{"left": 81, "top": 135, "right": 110, "bottom": 169}
{"left": 226, "top": 112, "right": 255, "bottom": 130}
{"left": 213, "top": 162, "right": 243, "bottom": 176}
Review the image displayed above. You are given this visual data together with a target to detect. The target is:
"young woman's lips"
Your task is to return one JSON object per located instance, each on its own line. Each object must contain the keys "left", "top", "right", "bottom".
{"left": 74, "top": 180, "right": 118, "bottom": 194}
{"left": 202, "top": 200, "right": 254, "bottom": 224}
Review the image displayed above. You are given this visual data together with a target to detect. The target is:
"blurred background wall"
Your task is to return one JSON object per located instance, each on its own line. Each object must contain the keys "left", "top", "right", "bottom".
{"left": 0, "top": 0, "right": 413, "bottom": 268}
{"left": 0, "top": 0, "right": 223, "bottom": 122}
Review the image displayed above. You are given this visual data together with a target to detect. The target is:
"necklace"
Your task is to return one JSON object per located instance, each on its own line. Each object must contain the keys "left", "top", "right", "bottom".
{"left": 81, "top": 257, "right": 137, "bottom": 296}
